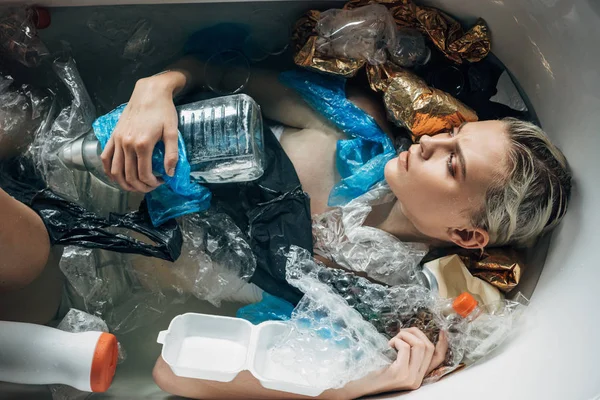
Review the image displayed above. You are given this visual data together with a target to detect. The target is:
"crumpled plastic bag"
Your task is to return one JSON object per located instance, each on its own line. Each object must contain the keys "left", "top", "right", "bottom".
{"left": 276, "top": 245, "right": 526, "bottom": 388}
{"left": 0, "top": 73, "right": 55, "bottom": 159}
{"left": 168, "top": 211, "right": 257, "bottom": 307}
{"left": 280, "top": 69, "right": 395, "bottom": 206}
{"left": 60, "top": 246, "right": 177, "bottom": 335}
{"left": 313, "top": 182, "right": 427, "bottom": 286}
{"left": 0, "top": 6, "right": 50, "bottom": 67}
{"left": 29, "top": 52, "right": 96, "bottom": 201}
{"left": 315, "top": 4, "right": 397, "bottom": 66}
{"left": 92, "top": 103, "right": 212, "bottom": 227}
{"left": 0, "top": 158, "right": 182, "bottom": 262}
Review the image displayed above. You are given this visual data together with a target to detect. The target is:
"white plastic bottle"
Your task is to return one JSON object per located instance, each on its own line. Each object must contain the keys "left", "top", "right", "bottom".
{"left": 0, "top": 321, "right": 118, "bottom": 392}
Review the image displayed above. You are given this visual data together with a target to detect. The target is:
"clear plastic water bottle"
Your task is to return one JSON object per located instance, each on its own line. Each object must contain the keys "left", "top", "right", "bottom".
{"left": 59, "top": 94, "right": 265, "bottom": 188}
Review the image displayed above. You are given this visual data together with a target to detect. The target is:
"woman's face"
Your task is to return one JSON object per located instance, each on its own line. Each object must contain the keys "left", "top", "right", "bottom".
{"left": 385, "top": 120, "right": 510, "bottom": 246}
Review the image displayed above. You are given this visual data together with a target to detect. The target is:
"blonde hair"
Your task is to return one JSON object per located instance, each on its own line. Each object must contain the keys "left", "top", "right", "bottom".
{"left": 471, "top": 118, "right": 572, "bottom": 247}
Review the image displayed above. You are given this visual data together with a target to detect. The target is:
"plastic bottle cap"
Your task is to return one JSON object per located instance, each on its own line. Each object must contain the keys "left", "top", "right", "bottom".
{"left": 90, "top": 332, "right": 118, "bottom": 392}
{"left": 32, "top": 7, "right": 51, "bottom": 30}
{"left": 452, "top": 292, "right": 478, "bottom": 318}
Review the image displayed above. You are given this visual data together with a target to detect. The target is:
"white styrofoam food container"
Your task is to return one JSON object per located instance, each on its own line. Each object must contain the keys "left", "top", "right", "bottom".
{"left": 156, "top": 313, "right": 326, "bottom": 397}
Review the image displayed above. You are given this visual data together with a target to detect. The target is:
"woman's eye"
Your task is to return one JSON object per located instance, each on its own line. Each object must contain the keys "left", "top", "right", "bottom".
{"left": 447, "top": 153, "right": 456, "bottom": 177}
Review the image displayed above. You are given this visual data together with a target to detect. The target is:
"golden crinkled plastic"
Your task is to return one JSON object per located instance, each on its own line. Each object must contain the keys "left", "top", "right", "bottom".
{"left": 292, "top": 10, "right": 365, "bottom": 77}
{"left": 446, "top": 18, "right": 491, "bottom": 63}
{"left": 367, "top": 63, "right": 478, "bottom": 137}
{"left": 459, "top": 248, "right": 523, "bottom": 293}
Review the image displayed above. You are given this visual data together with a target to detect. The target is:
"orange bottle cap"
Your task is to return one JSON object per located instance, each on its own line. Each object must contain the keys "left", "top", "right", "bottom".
{"left": 452, "top": 292, "right": 478, "bottom": 318}
{"left": 90, "top": 332, "right": 118, "bottom": 392}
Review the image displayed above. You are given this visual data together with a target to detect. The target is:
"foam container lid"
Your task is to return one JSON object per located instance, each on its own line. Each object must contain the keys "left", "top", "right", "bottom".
{"left": 157, "top": 313, "right": 327, "bottom": 397}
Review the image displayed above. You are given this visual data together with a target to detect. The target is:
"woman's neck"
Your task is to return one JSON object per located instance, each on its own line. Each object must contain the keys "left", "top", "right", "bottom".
{"left": 364, "top": 200, "right": 436, "bottom": 244}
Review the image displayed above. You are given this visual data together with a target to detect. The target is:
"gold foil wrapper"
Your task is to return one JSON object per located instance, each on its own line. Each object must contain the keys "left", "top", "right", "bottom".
{"left": 292, "top": 10, "right": 365, "bottom": 77}
{"left": 459, "top": 248, "right": 523, "bottom": 293}
{"left": 367, "top": 63, "right": 478, "bottom": 137}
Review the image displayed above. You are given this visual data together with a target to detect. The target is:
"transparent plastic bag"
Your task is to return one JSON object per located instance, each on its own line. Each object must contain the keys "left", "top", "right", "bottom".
{"left": 29, "top": 52, "right": 96, "bottom": 201}
{"left": 0, "top": 6, "right": 50, "bottom": 67}
{"left": 315, "top": 4, "right": 396, "bottom": 65}
{"left": 0, "top": 74, "right": 55, "bottom": 159}
{"left": 169, "top": 212, "right": 257, "bottom": 307}
{"left": 313, "top": 183, "right": 427, "bottom": 286}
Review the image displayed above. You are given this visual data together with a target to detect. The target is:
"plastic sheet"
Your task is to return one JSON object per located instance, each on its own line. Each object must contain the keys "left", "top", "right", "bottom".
{"left": 29, "top": 53, "right": 96, "bottom": 201}
{"left": 92, "top": 103, "right": 212, "bottom": 227}
{"left": 280, "top": 69, "right": 395, "bottom": 206}
{"left": 277, "top": 245, "right": 526, "bottom": 388}
{"left": 0, "top": 73, "right": 55, "bottom": 159}
{"left": 237, "top": 293, "right": 294, "bottom": 325}
{"left": 168, "top": 211, "right": 257, "bottom": 307}
{"left": 315, "top": 4, "right": 396, "bottom": 65}
{"left": 0, "top": 6, "right": 50, "bottom": 67}
{"left": 0, "top": 158, "right": 183, "bottom": 262}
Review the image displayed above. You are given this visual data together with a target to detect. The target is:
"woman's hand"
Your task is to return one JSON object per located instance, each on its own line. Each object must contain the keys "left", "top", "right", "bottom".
{"left": 380, "top": 328, "right": 448, "bottom": 392}
{"left": 101, "top": 71, "right": 186, "bottom": 193}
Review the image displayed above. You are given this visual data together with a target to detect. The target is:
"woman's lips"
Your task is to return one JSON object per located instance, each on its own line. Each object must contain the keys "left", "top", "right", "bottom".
{"left": 399, "top": 150, "right": 409, "bottom": 171}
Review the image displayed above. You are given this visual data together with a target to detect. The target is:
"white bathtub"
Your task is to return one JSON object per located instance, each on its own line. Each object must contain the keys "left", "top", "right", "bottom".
{"left": 1, "top": 0, "right": 599, "bottom": 399}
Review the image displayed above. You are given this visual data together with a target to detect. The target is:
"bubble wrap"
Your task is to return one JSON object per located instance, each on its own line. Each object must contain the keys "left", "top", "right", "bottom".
{"left": 313, "top": 183, "right": 427, "bottom": 286}
{"left": 170, "top": 211, "right": 257, "bottom": 307}
{"left": 276, "top": 245, "right": 526, "bottom": 389}
{"left": 272, "top": 246, "right": 395, "bottom": 389}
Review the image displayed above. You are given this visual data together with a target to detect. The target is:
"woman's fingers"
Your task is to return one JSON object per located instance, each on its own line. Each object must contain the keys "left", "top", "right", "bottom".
{"left": 101, "top": 138, "right": 116, "bottom": 180}
{"left": 111, "top": 146, "right": 134, "bottom": 191}
{"left": 426, "top": 331, "right": 449, "bottom": 376}
{"left": 163, "top": 123, "right": 179, "bottom": 177}
{"left": 136, "top": 141, "right": 161, "bottom": 188}
{"left": 397, "top": 330, "right": 426, "bottom": 370}
{"left": 404, "top": 328, "right": 436, "bottom": 376}
{"left": 124, "top": 148, "right": 154, "bottom": 193}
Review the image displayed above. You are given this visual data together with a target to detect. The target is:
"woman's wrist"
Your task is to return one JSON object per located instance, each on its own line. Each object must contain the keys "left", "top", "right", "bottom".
{"left": 145, "top": 69, "right": 189, "bottom": 98}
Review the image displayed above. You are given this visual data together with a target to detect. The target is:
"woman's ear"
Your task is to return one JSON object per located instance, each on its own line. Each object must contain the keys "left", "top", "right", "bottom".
{"left": 448, "top": 227, "right": 490, "bottom": 249}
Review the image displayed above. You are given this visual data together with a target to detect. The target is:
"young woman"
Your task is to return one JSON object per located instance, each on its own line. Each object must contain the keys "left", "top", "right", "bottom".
{"left": 100, "top": 57, "right": 570, "bottom": 399}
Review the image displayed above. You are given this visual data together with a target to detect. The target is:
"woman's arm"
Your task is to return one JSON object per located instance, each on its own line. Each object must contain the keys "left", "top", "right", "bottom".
{"left": 152, "top": 328, "right": 448, "bottom": 400}
{"left": 0, "top": 188, "right": 50, "bottom": 291}
{"left": 101, "top": 57, "right": 334, "bottom": 192}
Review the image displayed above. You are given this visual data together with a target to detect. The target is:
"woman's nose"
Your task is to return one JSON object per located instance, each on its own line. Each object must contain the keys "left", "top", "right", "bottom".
{"left": 419, "top": 135, "right": 434, "bottom": 159}
{"left": 419, "top": 134, "right": 452, "bottom": 159}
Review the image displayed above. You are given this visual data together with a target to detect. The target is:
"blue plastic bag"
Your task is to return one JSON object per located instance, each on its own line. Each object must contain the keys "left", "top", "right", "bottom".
{"left": 92, "top": 104, "right": 212, "bottom": 226}
{"left": 279, "top": 69, "right": 396, "bottom": 206}
{"left": 236, "top": 292, "right": 294, "bottom": 325}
